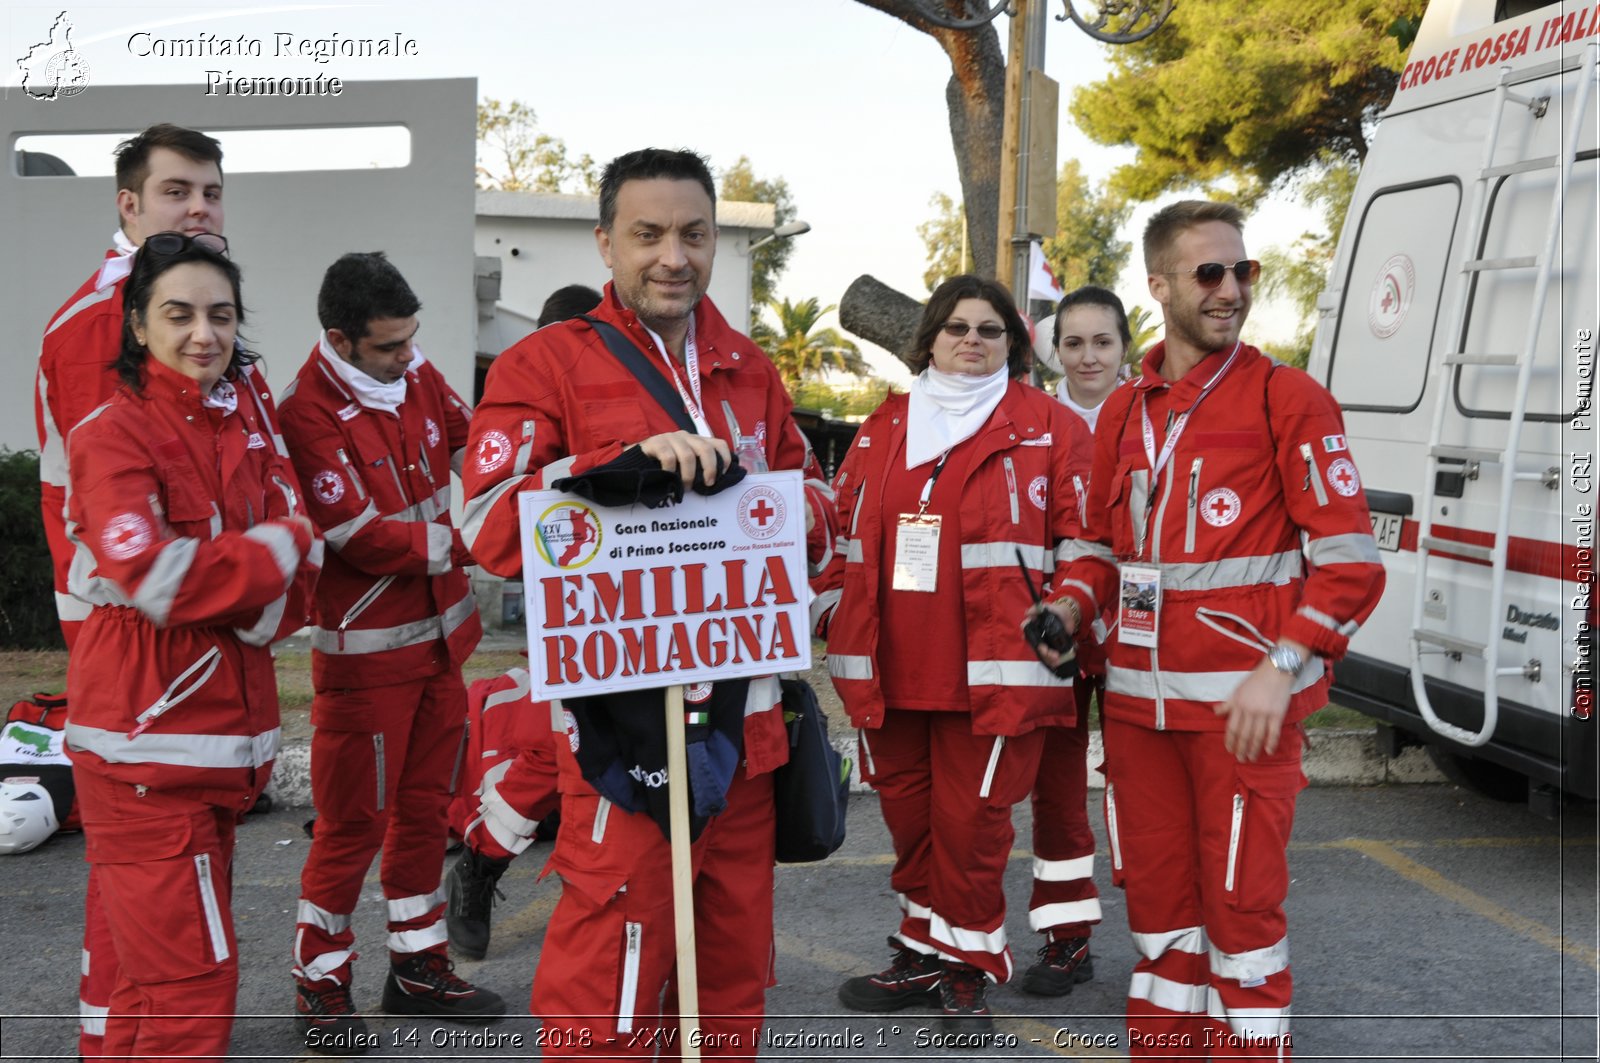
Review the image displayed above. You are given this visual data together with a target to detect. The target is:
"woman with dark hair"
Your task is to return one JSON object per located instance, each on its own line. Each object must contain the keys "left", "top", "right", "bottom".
{"left": 63, "top": 233, "right": 320, "bottom": 1062}
{"left": 815, "top": 274, "right": 1094, "bottom": 1032}
{"left": 1051, "top": 285, "right": 1132, "bottom": 431}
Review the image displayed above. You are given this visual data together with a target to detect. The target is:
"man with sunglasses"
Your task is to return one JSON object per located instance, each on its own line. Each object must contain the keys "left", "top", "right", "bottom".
{"left": 32, "top": 122, "right": 225, "bottom": 1063}
{"left": 1029, "top": 201, "right": 1384, "bottom": 1059}
{"left": 277, "top": 252, "right": 504, "bottom": 1053}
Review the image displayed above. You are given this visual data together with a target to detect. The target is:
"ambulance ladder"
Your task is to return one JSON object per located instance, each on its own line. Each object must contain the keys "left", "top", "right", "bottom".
{"left": 1409, "top": 41, "right": 1597, "bottom": 748}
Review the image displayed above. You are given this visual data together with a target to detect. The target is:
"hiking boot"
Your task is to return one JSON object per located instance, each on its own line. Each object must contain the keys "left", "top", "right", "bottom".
{"left": 382, "top": 950, "right": 506, "bottom": 1021}
{"left": 1019, "top": 935, "right": 1094, "bottom": 996}
{"left": 939, "top": 961, "right": 994, "bottom": 1033}
{"left": 445, "top": 847, "right": 510, "bottom": 960}
{"left": 837, "top": 938, "right": 942, "bottom": 1011}
{"left": 295, "top": 980, "right": 369, "bottom": 1056}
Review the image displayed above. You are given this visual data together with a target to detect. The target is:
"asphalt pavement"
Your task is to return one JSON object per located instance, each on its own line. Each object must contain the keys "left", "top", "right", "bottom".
{"left": 2, "top": 784, "right": 1595, "bottom": 1062}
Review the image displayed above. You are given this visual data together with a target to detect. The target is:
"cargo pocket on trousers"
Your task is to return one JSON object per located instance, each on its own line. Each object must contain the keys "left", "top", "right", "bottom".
{"left": 1222, "top": 758, "right": 1307, "bottom": 913}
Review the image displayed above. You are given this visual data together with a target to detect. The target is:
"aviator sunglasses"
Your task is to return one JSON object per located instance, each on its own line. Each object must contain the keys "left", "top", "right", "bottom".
{"left": 1165, "top": 259, "right": 1260, "bottom": 290}
{"left": 142, "top": 231, "right": 230, "bottom": 257}
{"left": 940, "top": 321, "right": 1008, "bottom": 340}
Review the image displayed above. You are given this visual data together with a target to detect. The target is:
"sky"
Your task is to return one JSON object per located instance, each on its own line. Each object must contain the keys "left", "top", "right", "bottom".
{"left": 3, "top": 0, "right": 1320, "bottom": 384}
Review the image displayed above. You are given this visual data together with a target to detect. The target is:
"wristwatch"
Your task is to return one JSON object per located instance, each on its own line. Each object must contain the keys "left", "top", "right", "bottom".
{"left": 1266, "top": 644, "right": 1305, "bottom": 678}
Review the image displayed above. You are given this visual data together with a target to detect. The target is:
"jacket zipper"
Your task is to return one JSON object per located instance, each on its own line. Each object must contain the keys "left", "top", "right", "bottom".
{"left": 1148, "top": 469, "right": 1177, "bottom": 730}
{"left": 617, "top": 921, "right": 643, "bottom": 1034}
{"left": 338, "top": 575, "right": 397, "bottom": 650}
{"left": 1185, "top": 457, "right": 1203, "bottom": 554}
{"left": 1300, "top": 443, "right": 1330, "bottom": 506}
{"left": 978, "top": 736, "right": 1006, "bottom": 799}
{"left": 848, "top": 485, "right": 867, "bottom": 536}
{"left": 270, "top": 474, "right": 298, "bottom": 514}
{"left": 1073, "top": 474, "right": 1087, "bottom": 529}
{"left": 130, "top": 647, "right": 223, "bottom": 738}
{"left": 335, "top": 448, "right": 368, "bottom": 502}
{"left": 1003, "top": 457, "right": 1020, "bottom": 524}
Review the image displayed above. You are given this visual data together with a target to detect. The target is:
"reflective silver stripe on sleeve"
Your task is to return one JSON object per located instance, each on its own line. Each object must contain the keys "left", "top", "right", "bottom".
{"left": 1108, "top": 658, "right": 1325, "bottom": 702}
{"left": 810, "top": 587, "right": 842, "bottom": 632}
{"left": 130, "top": 537, "right": 201, "bottom": 626}
{"left": 1306, "top": 531, "right": 1382, "bottom": 567}
{"left": 484, "top": 671, "right": 532, "bottom": 710}
{"left": 461, "top": 473, "right": 532, "bottom": 550}
{"left": 541, "top": 454, "right": 577, "bottom": 483}
{"left": 474, "top": 765, "right": 541, "bottom": 855}
{"left": 1160, "top": 550, "right": 1304, "bottom": 593}
{"left": 324, "top": 502, "right": 380, "bottom": 550}
{"left": 385, "top": 485, "right": 451, "bottom": 525}
{"left": 38, "top": 371, "right": 68, "bottom": 488}
{"left": 234, "top": 592, "right": 288, "bottom": 647}
{"left": 968, "top": 659, "right": 1072, "bottom": 689}
{"left": 828, "top": 654, "right": 874, "bottom": 681}
{"left": 45, "top": 284, "right": 117, "bottom": 337}
{"left": 426, "top": 522, "right": 454, "bottom": 575}
{"left": 243, "top": 523, "right": 300, "bottom": 585}
{"left": 1057, "top": 538, "right": 1113, "bottom": 563}
{"left": 1057, "top": 578, "right": 1097, "bottom": 604}
{"left": 306, "top": 538, "right": 325, "bottom": 570}
{"left": 1209, "top": 936, "right": 1290, "bottom": 983}
{"left": 65, "top": 723, "right": 280, "bottom": 769}
{"left": 1298, "top": 604, "right": 1361, "bottom": 637}
{"left": 845, "top": 539, "right": 864, "bottom": 564}
{"left": 961, "top": 541, "right": 1048, "bottom": 571}
{"left": 296, "top": 899, "right": 352, "bottom": 934}
{"left": 55, "top": 590, "right": 92, "bottom": 622}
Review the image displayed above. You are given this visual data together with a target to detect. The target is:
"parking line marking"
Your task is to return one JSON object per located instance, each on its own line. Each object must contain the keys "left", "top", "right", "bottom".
{"left": 1335, "top": 838, "right": 1598, "bottom": 970}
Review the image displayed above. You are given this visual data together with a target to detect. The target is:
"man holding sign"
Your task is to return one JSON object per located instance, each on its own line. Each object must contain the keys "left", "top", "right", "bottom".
{"left": 462, "top": 147, "right": 835, "bottom": 1057}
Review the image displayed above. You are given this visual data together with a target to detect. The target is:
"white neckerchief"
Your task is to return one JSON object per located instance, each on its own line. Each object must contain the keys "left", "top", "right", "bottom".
{"left": 640, "top": 316, "right": 712, "bottom": 436}
{"left": 1056, "top": 383, "right": 1109, "bottom": 433}
{"left": 95, "top": 230, "right": 140, "bottom": 291}
{"left": 202, "top": 377, "right": 238, "bottom": 415}
{"left": 906, "top": 364, "right": 1009, "bottom": 469}
{"left": 318, "top": 331, "right": 419, "bottom": 414}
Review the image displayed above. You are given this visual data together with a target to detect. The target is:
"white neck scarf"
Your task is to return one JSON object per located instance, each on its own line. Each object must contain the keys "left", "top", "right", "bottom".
{"left": 202, "top": 378, "right": 238, "bottom": 415}
{"left": 906, "top": 364, "right": 1009, "bottom": 469}
{"left": 1055, "top": 383, "right": 1107, "bottom": 433}
{"left": 318, "top": 331, "right": 417, "bottom": 414}
{"left": 96, "top": 230, "right": 140, "bottom": 291}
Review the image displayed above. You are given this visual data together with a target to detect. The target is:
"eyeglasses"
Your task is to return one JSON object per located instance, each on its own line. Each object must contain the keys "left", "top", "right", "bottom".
{"left": 940, "top": 321, "right": 1007, "bottom": 341}
{"left": 142, "top": 231, "right": 229, "bottom": 257}
{"left": 1165, "top": 259, "right": 1260, "bottom": 289}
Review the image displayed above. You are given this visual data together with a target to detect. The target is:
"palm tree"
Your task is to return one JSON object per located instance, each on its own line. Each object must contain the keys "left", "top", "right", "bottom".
{"left": 751, "top": 297, "right": 868, "bottom": 390}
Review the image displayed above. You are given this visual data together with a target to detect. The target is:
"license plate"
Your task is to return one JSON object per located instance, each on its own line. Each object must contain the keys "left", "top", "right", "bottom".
{"left": 1372, "top": 512, "right": 1403, "bottom": 552}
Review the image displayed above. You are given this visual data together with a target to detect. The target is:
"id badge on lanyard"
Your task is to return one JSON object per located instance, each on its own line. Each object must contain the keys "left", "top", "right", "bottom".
{"left": 892, "top": 450, "right": 950, "bottom": 593}
{"left": 1117, "top": 563, "right": 1161, "bottom": 647}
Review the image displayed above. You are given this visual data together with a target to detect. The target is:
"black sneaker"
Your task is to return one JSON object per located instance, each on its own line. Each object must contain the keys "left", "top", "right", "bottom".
{"left": 837, "top": 938, "right": 942, "bottom": 1011}
{"left": 1019, "top": 936, "right": 1095, "bottom": 996}
{"left": 445, "top": 847, "right": 511, "bottom": 960}
{"left": 295, "top": 980, "right": 370, "bottom": 1056}
{"left": 382, "top": 950, "right": 506, "bottom": 1021}
{"left": 939, "top": 961, "right": 994, "bottom": 1033}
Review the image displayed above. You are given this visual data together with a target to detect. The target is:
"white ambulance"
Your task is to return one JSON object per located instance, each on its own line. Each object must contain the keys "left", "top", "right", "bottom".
{"left": 1306, "top": 0, "right": 1596, "bottom": 810}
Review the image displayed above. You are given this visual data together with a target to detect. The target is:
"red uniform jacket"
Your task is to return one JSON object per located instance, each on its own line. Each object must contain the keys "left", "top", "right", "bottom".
{"left": 277, "top": 343, "right": 481, "bottom": 693}
{"left": 812, "top": 382, "right": 1094, "bottom": 736}
{"left": 1053, "top": 342, "right": 1386, "bottom": 731}
{"left": 460, "top": 285, "right": 837, "bottom": 780}
{"left": 64, "top": 360, "right": 320, "bottom": 811}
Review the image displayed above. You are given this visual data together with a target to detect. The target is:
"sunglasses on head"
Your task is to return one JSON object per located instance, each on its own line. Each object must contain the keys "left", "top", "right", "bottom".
{"left": 940, "top": 321, "right": 1007, "bottom": 340}
{"left": 1166, "top": 259, "right": 1260, "bottom": 289}
{"left": 142, "top": 231, "right": 229, "bottom": 257}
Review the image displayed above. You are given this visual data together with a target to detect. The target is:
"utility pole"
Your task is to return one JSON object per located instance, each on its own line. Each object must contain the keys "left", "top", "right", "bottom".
{"left": 997, "top": 0, "right": 1056, "bottom": 310}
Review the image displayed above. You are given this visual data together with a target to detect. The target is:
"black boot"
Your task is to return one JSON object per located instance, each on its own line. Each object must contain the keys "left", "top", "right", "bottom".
{"left": 445, "top": 847, "right": 510, "bottom": 960}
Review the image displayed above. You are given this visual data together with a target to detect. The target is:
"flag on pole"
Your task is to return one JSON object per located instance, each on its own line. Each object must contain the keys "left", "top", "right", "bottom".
{"left": 1028, "top": 240, "right": 1063, "bottom": 303}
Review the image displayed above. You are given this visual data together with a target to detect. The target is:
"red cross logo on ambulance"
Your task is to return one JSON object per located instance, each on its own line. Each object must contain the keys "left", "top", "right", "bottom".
{"left": 101, "top": 512, "right": 153, "bottom": 561}
{"left": 311, "top": 470, "right": 345, "bottom": 505}
{"left": 1367, "top": 253, "right": 1415, "bottom": 339}
{"left": 475, "top": 430, "right": 511, "bottom": 474}
{"left": 1201, "top": 487, "right": 1242, "bottom": 528}
{"left": 1327, "top": 458, "right": 1361, "bottom": 497}
{"left": 425, "top": 418, "right": 441, "bottom": 448}
{"left": 736, "top": 484, "right": 786, "bottom": 540}
{"left": 1028, "top": 475, "right": 1048, "bottom": 511}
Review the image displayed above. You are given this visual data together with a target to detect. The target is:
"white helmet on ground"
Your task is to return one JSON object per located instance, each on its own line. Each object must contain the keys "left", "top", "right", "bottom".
{"left": 0, "top": 780, "right": 60, "bottom": 854}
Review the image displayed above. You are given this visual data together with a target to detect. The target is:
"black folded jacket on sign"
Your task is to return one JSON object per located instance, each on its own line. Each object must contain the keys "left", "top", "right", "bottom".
{"left": 565, "top": 680, "right": 749, "bottom": 844}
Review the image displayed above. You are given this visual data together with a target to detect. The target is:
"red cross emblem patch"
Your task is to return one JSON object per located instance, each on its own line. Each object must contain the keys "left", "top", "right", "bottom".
{"left": 1200, "top": 487, "right": 1242, "bottom": 528}
{"left": 1327, "top": 458, "right": 1361, "bottom": 497}
{"left": 475, "top": 430, "right": 512, "bottom": 473}
{"left": 101, "top": 512, "right": 154, "bottom": 561}
{"left": 312, "top": 470, "right": 345, "bottom": 505}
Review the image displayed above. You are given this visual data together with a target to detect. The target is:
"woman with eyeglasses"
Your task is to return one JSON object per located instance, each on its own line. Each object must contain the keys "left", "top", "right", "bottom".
{"left": 62, "top": 232, "right": 320, "bottom": 1062}
{"left": 815, "top": 273, "right": 1093, "bottom": 1032}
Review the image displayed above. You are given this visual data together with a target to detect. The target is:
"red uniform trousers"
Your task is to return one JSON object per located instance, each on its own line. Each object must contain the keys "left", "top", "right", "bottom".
{"left": 75, "top": 770, "right": 241, "bottom": 1063}
{"left": 294, "top": 668, "right": 467, "bottom": 983}
{"left": 531, "top": 767, "right": 776, "bottom": 1060}
{"left": 862, "top": 709, "right": 1046, "bottom": 983}
{"left": 78, "top": 861, "right": 117, "bottom": 1060}
{"left": 1027, "top": 679, "right": 1104, "bottom": 941}
{"left": 448, "top": 674, "right": 560, "bottom": 860}
{"left": 1102, "top": 717, "right": 1303, "bottom": 1060}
